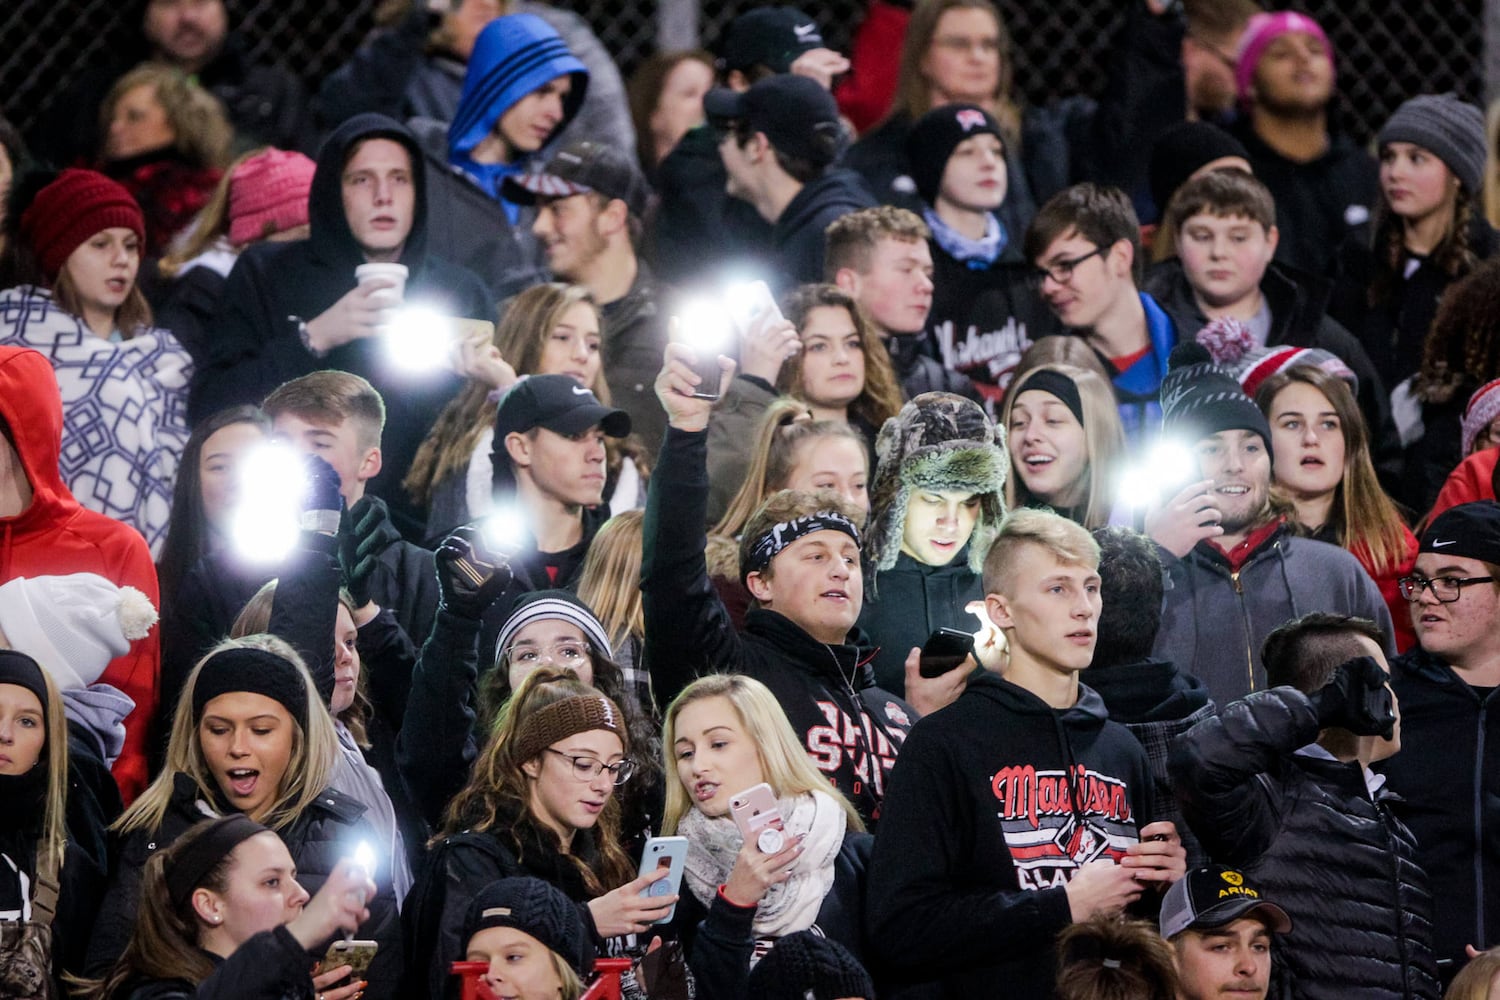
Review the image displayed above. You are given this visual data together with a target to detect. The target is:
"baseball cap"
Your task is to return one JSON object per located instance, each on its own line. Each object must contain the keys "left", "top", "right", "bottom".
{"left": 720, "top": 7, "right": 826, "bottom": 74}
{"left": 503, "top": 140, "right": 651, "bottom": 220}
{"left": 704, "top": 75, "right": 843, "bottom": 167}
{"left": 1420, "top": 500, "right": 1500, "bottom": 564}
{"left": 1160, "top": 866, "right": 1292, "bottom": 940}
{"left": 494, "top": 374, "right": 631, "bottom": 440}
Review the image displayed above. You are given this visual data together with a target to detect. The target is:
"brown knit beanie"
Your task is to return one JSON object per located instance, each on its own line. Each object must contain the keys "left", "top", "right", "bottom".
{"left": 514, "top": 694, "right": 628, "bottom": 763}
{"left": 19, "top": 169, "right": 146, "bottom": 281}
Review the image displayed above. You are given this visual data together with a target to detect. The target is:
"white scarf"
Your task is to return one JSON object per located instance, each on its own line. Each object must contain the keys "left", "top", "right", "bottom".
{"left": 679, "top": 790, "right": 846, "bottom": 948}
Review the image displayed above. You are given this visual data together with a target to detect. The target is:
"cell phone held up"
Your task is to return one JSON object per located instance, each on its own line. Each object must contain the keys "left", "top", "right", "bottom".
{"left": 636, "top": 836, "right": 688, "bottom": 924}
{"left": 323, "top": 939, "right": 378, "bottom": 983}
{"left": 919, "top": 627, "right": 976, "bottom": 678}
{"left": 670, "top": 301, "right": 735, "bottom": 402}
{"left": 730, "top": 783, "right": 787, "bottom": 854}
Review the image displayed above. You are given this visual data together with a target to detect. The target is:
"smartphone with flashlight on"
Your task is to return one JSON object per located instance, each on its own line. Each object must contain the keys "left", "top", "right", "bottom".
{"left": 323, "top": 939, "right": 379, "bottom": 983}
{"left": 672, "top": 299, "right": 735, "bottom": 401}
{"left": 919, "top": 627, "right": 976, "bottom": 678}
{"left": 726, "top": 280, "right": 785, "bottom": 337}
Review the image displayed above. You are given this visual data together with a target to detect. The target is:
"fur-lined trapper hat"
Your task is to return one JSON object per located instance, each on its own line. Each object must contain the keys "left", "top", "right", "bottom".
{"left": 866, "top": 392, "right": 1008, "bottom": 573}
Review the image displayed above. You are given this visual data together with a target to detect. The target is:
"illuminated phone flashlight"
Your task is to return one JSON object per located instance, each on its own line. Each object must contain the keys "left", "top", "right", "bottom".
{"left": 1116, "top": 438, "right": 1198, "bottom": 510}
{"left": 673, "top": 297, "right": 735, "bottom": 357}
{"left": 480, "top": 504, "right": 530, "bottom": 554}
{"left": 384, "top": 305, "right": 454, "bottom": 374}
{"left": 351, "top": 840, "right": 375, "bottom": 876}
{"left": 229, "top": 442, "right": 308, "bottom": 565}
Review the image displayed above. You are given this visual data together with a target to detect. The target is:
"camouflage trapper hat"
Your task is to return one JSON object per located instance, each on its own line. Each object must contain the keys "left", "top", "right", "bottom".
{"left": 866, "top": 392, "right": 1009, "bottom": 574}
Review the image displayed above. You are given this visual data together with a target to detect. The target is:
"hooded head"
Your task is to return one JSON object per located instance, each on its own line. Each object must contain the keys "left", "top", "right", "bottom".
{"left": 0, "top": 347, "right": 75, "bottom": 544}
{"left": 866, "top": 392, "right": 1009, "bottom": 573}
{"left": 307, "top": 114, "right": 430, "bottom": 274}
{"left": 448, "top": 14, "right": 589, "bottom": 165}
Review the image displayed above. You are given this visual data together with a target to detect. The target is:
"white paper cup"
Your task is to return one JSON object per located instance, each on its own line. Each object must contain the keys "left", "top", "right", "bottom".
{"left": 355, "top": 262, "right": 408, "bottom": 308}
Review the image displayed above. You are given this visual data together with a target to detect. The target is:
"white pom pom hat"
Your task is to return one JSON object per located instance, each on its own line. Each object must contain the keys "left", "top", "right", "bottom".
{"left": 0, "top": 574, "right": 157, "bottom": 690}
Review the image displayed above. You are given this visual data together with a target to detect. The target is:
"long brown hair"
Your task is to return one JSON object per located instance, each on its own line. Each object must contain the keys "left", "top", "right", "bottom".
{"left": 889, "top": 0, "right": 1020, "bottom": 137}
{"left": 626, "top": 50, "right": 715, "bottom": 172}
{"left": 1369, "top": 181, "right": 1477, "bottom": 309}
{"left": 1414, "top": 256, "right": 1500, "bottom": 406}
{"left": 79, "top": 818, "right": 246, "bottom": 999}
{"left": 1255, "top": 366, "right": 1409, "bottom": 572}
{"left": 439, "top": 668, "right": 634, "bottom": 895}
{"left": 777, "top": 285, "right": 902, "bottom": 433}
{"left": 713, "top": 397, "right": 869, "bottom": 540}
{"left": 404, "top": 283, "right": 608, "bottom": 505}
{"left": 52, "top": 262, "right": 154, "bottom": 338}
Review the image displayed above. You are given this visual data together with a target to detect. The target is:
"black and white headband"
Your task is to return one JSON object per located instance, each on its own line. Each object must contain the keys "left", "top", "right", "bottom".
{"left": 743, "top": 511, "right": 861, "bottom": 581}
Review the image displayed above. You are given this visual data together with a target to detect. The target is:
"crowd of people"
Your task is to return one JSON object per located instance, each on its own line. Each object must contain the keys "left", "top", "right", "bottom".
{"left": 2, "top": 0, "right": 1500, "bottom": 997}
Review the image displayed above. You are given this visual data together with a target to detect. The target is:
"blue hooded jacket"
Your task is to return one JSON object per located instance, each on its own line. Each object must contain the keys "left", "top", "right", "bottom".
{"left": 447, "top": 14, "right": 588, "bottom": 220}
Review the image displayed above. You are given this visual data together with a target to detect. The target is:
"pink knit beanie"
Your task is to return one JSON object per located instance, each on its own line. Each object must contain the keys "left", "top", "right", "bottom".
{"left": 228, "top": 148, "right": 316, "bottom": 247}
{"left": 1234, "top": 11, "right": 1335, "bottom": 106}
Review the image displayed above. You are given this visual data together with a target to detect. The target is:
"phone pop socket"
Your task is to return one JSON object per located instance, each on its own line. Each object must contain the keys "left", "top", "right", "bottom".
{"left": 757, "top": 827, "right": 786, "bottom": 854}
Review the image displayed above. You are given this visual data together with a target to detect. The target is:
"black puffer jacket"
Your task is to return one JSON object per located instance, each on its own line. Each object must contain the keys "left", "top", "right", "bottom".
{"left": 116, "top": 927, "right": 317, "bottom": 1000}
{"left": 677, "top": 832, "right": 872, "bottom": 1000}
{"left": 401, "top": 811, "right": 608, "bottom": 1000}
{"left": 1377, "top": 648, "right": 1500, "bottom": 982}
{"left": 642, "top": 427, "right": 915, "bottom": 828}
{"left": 1171, "top": 687, "right": 1441, "bottom": 1000}
{"left": 86, "top": 774, "right": 404, "bottom": 1000}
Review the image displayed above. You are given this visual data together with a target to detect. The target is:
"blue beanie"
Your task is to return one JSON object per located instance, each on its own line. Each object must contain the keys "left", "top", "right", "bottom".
{"left": 448, "top": 14, "right": 589, "bottom": 161}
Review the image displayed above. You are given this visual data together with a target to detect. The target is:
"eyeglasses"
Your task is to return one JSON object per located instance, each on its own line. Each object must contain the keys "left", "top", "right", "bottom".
{"left": 545, "top": 748, "right": 636, "bottom": 785}
{"left": 1397, "top": 574, "right": 1497, "bottom": 603}
{"left": 506, "top": 641, "right": 591, "bottom": 667}
{"left": 1029, "top": 246, "right": 1105, "bottom": 287}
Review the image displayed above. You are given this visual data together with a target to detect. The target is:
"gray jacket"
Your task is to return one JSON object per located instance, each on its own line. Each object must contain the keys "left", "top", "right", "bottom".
{"left": 1151, "top": 524, "right": 1395, "bottom": 706}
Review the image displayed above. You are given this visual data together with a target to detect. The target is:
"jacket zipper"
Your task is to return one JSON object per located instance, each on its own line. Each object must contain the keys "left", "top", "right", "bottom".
{"left": 1476, "top": 695, "right": 1490, "bottom": 951}
{"left": 1229, "top": 570, "right": 1256, "bottom": 691}
{"left": 1376, "top": 794, "right": 1415, "bottom": 996}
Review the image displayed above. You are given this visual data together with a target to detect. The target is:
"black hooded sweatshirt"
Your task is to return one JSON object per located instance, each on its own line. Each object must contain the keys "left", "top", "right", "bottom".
{"left": 866, "top": 674, "right": 1156, "bottom": 999}
{"left": 189, "top": 114, "right": 494, "bottom": 539}
{"left": 769, "top": 168, "right": 877, "bottom": 293}
{"left": 642, "top": 427, "right": 915, "bottom": 828}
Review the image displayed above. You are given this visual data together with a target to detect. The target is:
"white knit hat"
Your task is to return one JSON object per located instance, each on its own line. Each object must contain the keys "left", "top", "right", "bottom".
{"left": 0, "top": 574, "right": 157, "bottom": 690}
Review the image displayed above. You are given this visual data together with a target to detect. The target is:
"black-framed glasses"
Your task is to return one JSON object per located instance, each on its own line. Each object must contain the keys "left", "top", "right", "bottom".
{"left": 1397, "top": 574, "right": 1497, "bottom": 603}
{"left": 545, "top": 748, "right": 636, "bottom": 785}
{"left": 1029, "top": 246, "right": 1105, "bottom": 287}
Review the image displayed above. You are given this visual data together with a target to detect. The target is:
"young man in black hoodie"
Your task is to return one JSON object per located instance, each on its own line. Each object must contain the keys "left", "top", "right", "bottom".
{"left": 644, "top": 344, "right": 924, "bottom": 828}
{"left": 1378, "top": 501, "right": 1500, "bottom": 983}
{"left": 866, "top": 508, "right": 1186, "bottom": 998}
{"left": 190, "top": 113, "right": 494, "bottom": 540}
{"left": 705, "top": 74, "right": 875, "bottom": 292}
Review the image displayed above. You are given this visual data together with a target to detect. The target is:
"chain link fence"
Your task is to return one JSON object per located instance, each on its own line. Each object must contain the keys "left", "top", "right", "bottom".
{"left": 0, "top": 0, "right": 1486, "bottom": 153}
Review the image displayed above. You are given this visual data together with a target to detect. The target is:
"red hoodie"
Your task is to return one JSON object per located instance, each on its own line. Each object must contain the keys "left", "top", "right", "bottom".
{"left": 0, "top": 346, "right": 159, "bottom": 803}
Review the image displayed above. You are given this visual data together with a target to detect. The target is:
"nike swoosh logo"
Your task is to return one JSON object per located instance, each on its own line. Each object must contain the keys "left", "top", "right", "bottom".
{"left": 794, "top": 23, "right": 817, "bottom": 37}
{"left": 1430, "top": 539, "right": 1457, "bottom": 547}
{"left": 571, "top": 385, "right": 592, "bottom": 396}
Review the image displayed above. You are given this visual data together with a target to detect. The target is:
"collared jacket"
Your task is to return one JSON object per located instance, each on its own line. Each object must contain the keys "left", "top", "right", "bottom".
{"left": 1171, "top": 686, "right": 1441, "bottom": 1000}
{"left": 1151, "top": 523, "right": 1395, "bottom": 707}
{"left": 1377, "top": 647, "right": 1500, "bottom": 981}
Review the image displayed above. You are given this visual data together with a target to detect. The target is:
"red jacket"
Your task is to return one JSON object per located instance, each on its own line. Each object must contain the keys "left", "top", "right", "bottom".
{"left": 0, "top": 346, "right": 159, "bottom": 803}
{"left": 835, "top": 1, "right": 909, "bottom": 134}
{"left": 1352, "top": 526, "right": 1418, "bottom": 654}
{"left": 1426, "top": 448, "right": 1499, "bottom": 525}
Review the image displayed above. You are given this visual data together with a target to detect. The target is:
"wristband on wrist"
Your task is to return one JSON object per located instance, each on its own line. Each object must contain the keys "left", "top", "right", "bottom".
{"left": 300, "top": 510, "right": 342, "bottom": 534}
{"left": 290, "top": 315, "right": 328, "bottom": 359}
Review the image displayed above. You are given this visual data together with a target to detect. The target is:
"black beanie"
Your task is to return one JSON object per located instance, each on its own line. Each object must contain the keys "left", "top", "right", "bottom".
{"left": 1160, "top": 342, "right": 1273, "bottom": 457}
{"left": 1148, "top": 121, "right": 1250, "bottom": 217}
{"left": 464, "top": 877, "right": 594, "bottom": 978}
{"left": 192, "top": 647, "right": 309, "bottom": 731}
{"left": 0, "top": 650, "right": 49, "bottom": 716}
{"left": 904, "top": 103, "right": 1004, "bottom": 206}
{"left": 745, "top": 931, "right": 876, "bottom": 1000}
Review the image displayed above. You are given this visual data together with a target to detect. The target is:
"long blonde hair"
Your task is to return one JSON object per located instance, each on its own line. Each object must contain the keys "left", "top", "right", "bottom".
{"left": 889, "top": 0, "right": 1020, "bottom": 137}
{"left": 9, "top": 663, "right": 69, "bottom": 880}
{"left": 1001, "top": 364, "right": 1125, "bottom": 529}
{"left": 404, "top": 283, "right": 608, "bottom": 505}
{"left": 115, "top": 636, "right": 339, "bottom": 836}
{"left": 1255, "top": 366, "right": 1410, "bottom": 572}
{"left": 159, "top": 146, "right": 266, "bottom": 276}
{"left": 659, "top": 674, "right": 864, "bottom": 836}
{"left": 439, "top": 667, "right": 634, "bottom": 895}
{"left": 575, "top": 511, "right": 645, "bottom": 656}
{"left": 102, "top": 63, "right": 232, "bottom": 169}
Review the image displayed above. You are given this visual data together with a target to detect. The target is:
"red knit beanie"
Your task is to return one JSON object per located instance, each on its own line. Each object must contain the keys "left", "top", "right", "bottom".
{"left": 228, "top": 148, "right": 316, "bottom": 247}
{"left": 19, "top": 169, "right": 146, "bottom": 282}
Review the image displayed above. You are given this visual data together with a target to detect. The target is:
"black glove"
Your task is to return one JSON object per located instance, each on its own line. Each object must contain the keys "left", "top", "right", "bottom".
{"left": 339, "top": 495, "right": 401, "bottom": 608}
{"left": 302, "top": 454, "right": 344, "bottom": 532}
{"left": 435, "top": 524, "right": 514, "bottom": 619}
{"left": 1308, "top": 655, "right": 1396, "bottom": 739}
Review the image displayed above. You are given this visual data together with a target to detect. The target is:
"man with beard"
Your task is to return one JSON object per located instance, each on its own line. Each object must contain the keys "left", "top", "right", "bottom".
{"left": 1225, "top": 12, "right": 1378, "bottom": 275}
{"left": 1143, "top": 344, "right": 1393, "bottom": 705}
